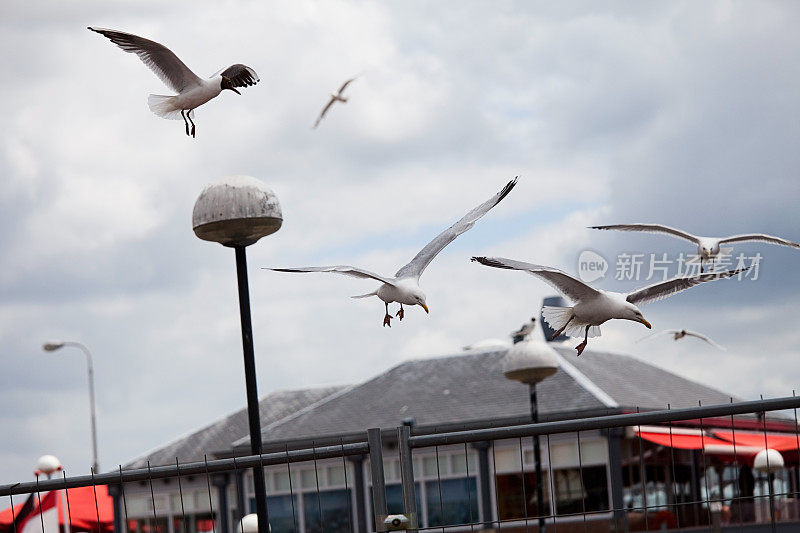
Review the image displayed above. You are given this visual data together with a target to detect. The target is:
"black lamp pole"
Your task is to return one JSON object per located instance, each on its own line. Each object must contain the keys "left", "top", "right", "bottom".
{"left": 529, "top": 383, "right": 547, "bottom": 532}
{"left": 235, "top": 246, "right": 270, "bottom": 533}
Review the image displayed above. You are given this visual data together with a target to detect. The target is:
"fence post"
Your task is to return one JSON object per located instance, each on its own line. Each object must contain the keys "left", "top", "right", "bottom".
{"left": 398, "top": 426, "right": 419, "bottom": 532}
{"left": 369, "top": 429, "right": 389, "bottom": 532}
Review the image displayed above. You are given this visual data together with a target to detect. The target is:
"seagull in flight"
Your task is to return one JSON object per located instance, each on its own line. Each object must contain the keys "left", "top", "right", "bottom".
{"left": 471, "top": 256, "right": 746, "bottom": 356}
{"left": 637, "top": 329, "right": 726, "bottom": 350}
{"left": 88, "top": 27, "right": 259, "bottom": 138}
{"left": 590, "top": 223, "right": 799, "bottom": 271}
{"left": 313, "top": 76, "right": 357, "bottom": 128}
{"left": 268, "top": 178, "right": 517, "bottom": 327}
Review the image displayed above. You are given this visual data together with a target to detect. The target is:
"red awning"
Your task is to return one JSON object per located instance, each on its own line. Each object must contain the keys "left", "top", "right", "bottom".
{"left": 0, "top": 487, "right": 113, "bottom": 533}
{"left": 713, "top": 431, "right": 800, "bottom": 453}
{"left": 637, "top": 431, "right": 734, "bottom": 450}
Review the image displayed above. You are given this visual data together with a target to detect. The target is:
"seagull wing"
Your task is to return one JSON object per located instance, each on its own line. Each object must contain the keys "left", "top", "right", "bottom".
{"left": 626, "top": 267, "right": 748, "bottom": 306}
{"left": 590, "top": 223, "right": 700, "bottom": 245}
{"left": 395, "top": 178, "right": 518, "bottom": 279}
{"left": 337, "top": 76, "right": 357, "bottom": 95}
{"left": 88, "top": 27, "right": 202, "bottom": 93}
{"left": 219, "top": 64, "right": 260, "bottom": 88}
{"left": 314, "top": 97, "right": 337, "bottom": 128}
{"left": 635, "top": 330, "right": 679, "bottom": 343}
{"left": 471, "top": 257, "right": 601, "bottom": 304}
{"left": 684, "top": 331, "right": 727, "bottom": 350}
{"left": 718, "top": 233, "right": 800, "bottom": 248}
{"left": 266, "top": 265, "right": 396, "bottom": 286}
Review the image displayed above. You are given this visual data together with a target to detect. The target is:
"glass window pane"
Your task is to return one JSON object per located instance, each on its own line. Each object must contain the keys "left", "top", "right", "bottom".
{"left": 553, "top": 465, "right": 609, "bottom": 515}
{"left": 494, "top": 448, "right": 521, "bottom": 473}
{"left": 301, "top": 469, "right": 318, "bottom": 490}
{"left": 302, "top": 489, "right": 352, "bottom": 533}
{"left": 579, "top": 440, "right": 607, "bottom": 464}
{"left": 383, "top": 483, "right": 422, "bottom": 516}
{"left": 422, "top": 456, "right": 442, "bottom": 477}
{"left": 550, "top": 442, "right": 579, "bottom": 468}
{"left": 425, "top": 478, "right": 479, "bottom": 527}
{"left": 495, "top": 473, "right": 550, "bottom": 520}
{"left": 328, "top": 465, "right": 346, "bottom": 486}
{"left": 267, "top": 494, "right": 299, "bottom": 533}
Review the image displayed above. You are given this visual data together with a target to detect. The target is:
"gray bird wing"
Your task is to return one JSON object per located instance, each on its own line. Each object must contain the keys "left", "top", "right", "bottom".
{"left": 394, "top": 177, "right": 518, "bottom": 280}
{"left": 471, "top": 257, "right": 601, "bottom": 304}
{"left": 684, "top": 331, "right": 727, "bottom": 350}
{"left": 590, "top": 223, "right": 700, "bottom": 245}
{"left": 718, "top": 233, "right": 800, "bottom": 248}
{"left": 266, "top": 265, "right": 396, "bottom": 286}
{"left": 626, "top": 267, "right": 748, "bottom": 306}
{"left": 635, "top": 330, "right": 679, "bottom": 343}
{"left": 88, "top": 27, "right": 202, "bottom": 93}
{"left": 219, "top": 64, "right": 259, "bottom": 88}
{"left": 337, "top": 76, "right": 357, "bottom": 94}
{"left": 314, "top": 96, "right": 337, "bottom": 128}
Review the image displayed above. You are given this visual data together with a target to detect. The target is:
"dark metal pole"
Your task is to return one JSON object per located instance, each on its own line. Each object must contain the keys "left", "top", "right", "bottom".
{"left": 234, "top": 246, "right": 269, "bottom": 533}
{"left": 529, "top": 383, "right": 546, "bottom": 532}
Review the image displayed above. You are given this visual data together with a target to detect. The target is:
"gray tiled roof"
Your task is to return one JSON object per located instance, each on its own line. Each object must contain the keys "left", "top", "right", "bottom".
{"left": 233, "top": 346, "right": 738, "bottom": 449}
{"left": 125, "top": 386, "right": 346, "bottom": 468}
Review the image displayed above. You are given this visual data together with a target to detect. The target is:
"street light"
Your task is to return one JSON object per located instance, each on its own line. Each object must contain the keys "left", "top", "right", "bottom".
{"left": 503, "top": 319, "right": 559, "bottom": 532}
{"left": 193, "top": 175, "right": 283, "bottom": 533}
{"left": 41, "top": 341, "right": 99, "bottom": 474}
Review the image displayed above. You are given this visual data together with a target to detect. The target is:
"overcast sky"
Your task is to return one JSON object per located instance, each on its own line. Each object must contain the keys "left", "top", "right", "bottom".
{"left": 1, "top": 0, "right": 799, "bottom": 484}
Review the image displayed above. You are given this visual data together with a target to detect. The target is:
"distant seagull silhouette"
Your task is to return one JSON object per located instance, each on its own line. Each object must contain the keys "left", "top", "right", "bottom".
{"left": 637, "top": 329, "right": 726, "bottom": 350}
{"left": 590, "top": 223, "right": 800, "bottom": 271}
{"left": 88, "top": 27, "right": 259, "bottom": 137}
{"left": 313, "top": 76, "right": 357, "bottom": 128}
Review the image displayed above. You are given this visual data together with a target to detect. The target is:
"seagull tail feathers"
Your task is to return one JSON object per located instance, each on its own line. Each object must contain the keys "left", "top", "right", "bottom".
{"left": 148, "top": 94, "right": 192, "bottom": 120}
{"left": 541, "top": 306, "right": 601, "bottom": 339}
{"left": 351, "top": 291, "right": 378, "bottom": 299}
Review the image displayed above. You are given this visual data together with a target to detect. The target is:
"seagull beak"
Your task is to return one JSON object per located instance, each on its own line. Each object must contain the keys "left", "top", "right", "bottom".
{"left": 421, "top": 303, "right": 429, "bottom": 314}
{"left": 638, "top": 317, "right": 652, "bottom": 329}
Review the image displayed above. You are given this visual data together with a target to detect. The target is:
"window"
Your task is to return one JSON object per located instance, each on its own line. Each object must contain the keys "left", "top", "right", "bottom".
{"left": 495, "top": 472, "right": 549, "bottom": 520}
{"left": 424, "top": 478, "right": 479, "bottom": 527}
{"left": 267, "top": 495, "right": 299, "bottom": 533}
{"left": 552, "top": 465, "right": 609, "bottom": 515}
{"left": 302, "top": 489, "right": 352, "bottom": 533}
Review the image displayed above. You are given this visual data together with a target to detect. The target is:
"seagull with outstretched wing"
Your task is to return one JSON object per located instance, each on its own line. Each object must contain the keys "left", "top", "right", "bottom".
{"left": 637, "top": 329, "right": 726, "bottom": 350}
{"left": 88, "top": 27, "right": 259, "bottom": 137}
{"left": 471, "top": 256, "right": 746, "bottom": 355}
{"left": 590, "top": 223, "right": 799, "bottom": 271}
{"left": 268, "top": 178, "right": 517, "bottom": 327}
{"left": 313, "top": 76, "right": 357, "bottom": 128}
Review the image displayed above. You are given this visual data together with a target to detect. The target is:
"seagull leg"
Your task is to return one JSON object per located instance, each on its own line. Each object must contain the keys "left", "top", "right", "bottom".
{"left": 551, "top": 316, "right": 574, "bottom": 340}
{"left": 181, "top": 110, "right": 190, "bottom": 137}
{"left": 575, "top": 325, "right": 590, "bottom": 356}
{"left": 396, "top": 305, "right": 404, "bottom": 320}
{"left": 383, "top": 302, "right": 392, "bottom": 328}
{"left": 187, "top": 110, "right": 196, "bottom": 138}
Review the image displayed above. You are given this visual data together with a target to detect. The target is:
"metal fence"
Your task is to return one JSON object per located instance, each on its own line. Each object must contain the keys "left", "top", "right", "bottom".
{"left": 3, "top": 395, "right": 800, "bottom": 533}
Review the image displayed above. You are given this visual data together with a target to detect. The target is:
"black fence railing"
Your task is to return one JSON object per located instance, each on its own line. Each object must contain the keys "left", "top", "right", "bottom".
{"left": 2, "top": 395, "right": 800, "bottom": 533}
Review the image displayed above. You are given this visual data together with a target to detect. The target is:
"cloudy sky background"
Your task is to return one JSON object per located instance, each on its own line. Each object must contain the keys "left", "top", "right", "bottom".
{"left": 1, "top": 0, "right": 800, "bottom": 483}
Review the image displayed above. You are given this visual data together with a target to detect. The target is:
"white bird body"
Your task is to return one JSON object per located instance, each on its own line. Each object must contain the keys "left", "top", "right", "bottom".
{"left": 376, "top": 278, "right": 423, "bottom": 306}
{"left": 472, "top": 256, "right": 746, "bottom": 355}
{"left": 591, "top": 223, "right": 799, "bottom": 269}
{"left": 269, "top": 178, "right": 518, "bottom": 326}
{"left": 88, "top": 27, "right": 259, "bottom": 137}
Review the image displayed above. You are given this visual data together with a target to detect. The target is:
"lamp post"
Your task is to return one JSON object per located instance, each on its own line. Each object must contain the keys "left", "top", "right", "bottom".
{"left": 193, "top": 175, "right": 283, "bottom": 533}
{"left": 754, "top": 448, "right": 784, "bottom": 527}
{"left": 41, "top": 341, "right": 99, "bottom": 474}
{"left": 503, "top": 320, "right": 559, "bottom": 532}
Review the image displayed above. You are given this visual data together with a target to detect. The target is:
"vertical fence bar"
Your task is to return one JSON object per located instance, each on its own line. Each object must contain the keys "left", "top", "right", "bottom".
{"left": 728, "top": 400, "right": 744, "bottom": 530}
{"left": 284, "top": 445, "right": 298, "bottom": 533}
{"left": 340, "top": 438, "right": 353, "bottom": 533}
{"left": 634, "top": 409, "right": 649, "bottom": 531}
{"left": 666, "top": 406, "right": 681, "bottom": 530}
{"left": 203, "top": 456, "right": 217, "bottom": 533}
{"left": 760, "top": 406, "right": 777, "bottom": 533}
{"left": 176, "top": 459, "right": 187, "bottom": 533}
{"left": 606, "top": 428, "right": 627, "bottom": 533}
{"left": 697, "top": 402, "right": 713, "bottom": 527}
{"left": 368, "top": 429, "right": 388, "bottom": 532}
{"left": 793, "top": 391, "right": 800, "bottom": 522}
{"left": 398, "top": 426, "right": 419, "bottom": 532}
{"left": 490, "top": 441, "right": 502, "bottom": 530}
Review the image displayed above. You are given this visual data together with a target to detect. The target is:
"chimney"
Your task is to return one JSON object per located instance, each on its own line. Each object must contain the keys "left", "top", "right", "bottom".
{"left": 540, "top": 296, "right": 569, "bottom": 342}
